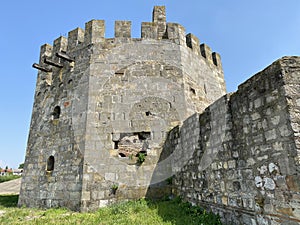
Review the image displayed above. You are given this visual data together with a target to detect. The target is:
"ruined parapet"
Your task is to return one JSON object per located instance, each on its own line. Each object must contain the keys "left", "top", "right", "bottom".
{"left": 33, "top": 6, "right": 223, "bottom": 86}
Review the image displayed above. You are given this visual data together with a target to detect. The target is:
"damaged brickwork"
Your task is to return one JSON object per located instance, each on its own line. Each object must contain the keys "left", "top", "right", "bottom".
{"left": 171, "top": 57, "right": 300, "bottom": 225}
{"left": 19, "top": 6, "right": 300, "bottom": 225}
{"left": 19, "top": 6, "right": 225, "bottom": 212}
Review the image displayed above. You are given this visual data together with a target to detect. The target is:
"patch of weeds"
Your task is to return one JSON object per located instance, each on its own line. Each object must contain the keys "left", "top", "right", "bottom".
{"left": 111, "top": 184, "right": 118, "bottom": 195}
{"left": 151, "top": 196, "right": 223, "bottom": 225}
{"left": 177, "top": 197, "right": 222, "bottom": 225}
{"left": 136, "top": 153, "right": 146, "bottom": 164}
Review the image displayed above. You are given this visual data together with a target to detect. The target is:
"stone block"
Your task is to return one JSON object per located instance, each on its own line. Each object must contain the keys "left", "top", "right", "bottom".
{"left": 99, "top": 199, "right": 109, "bottom": 208}
{"left": 81, "top": 191, "right": 90, "bottom": 201}
{"left": 286, "top": 175, "right": 300, "bottom": 192}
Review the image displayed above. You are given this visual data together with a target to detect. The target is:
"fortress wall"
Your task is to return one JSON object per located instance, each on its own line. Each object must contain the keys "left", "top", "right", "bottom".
{"left": 73, "top": 7, "right": 227, "bottom": 211}
{"left": 20, "top": 8, "right": 300, "bottom": 222}
{"left": 172, "top": 57, "right": 300, "bottom": 225}
{"left": 18, "top": 28, "right": 91, "bottom": 210}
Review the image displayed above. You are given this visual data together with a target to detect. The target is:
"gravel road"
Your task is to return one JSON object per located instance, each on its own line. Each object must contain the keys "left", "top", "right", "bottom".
{"left": 0, "top": 178, "right": 21, "bottom": 195}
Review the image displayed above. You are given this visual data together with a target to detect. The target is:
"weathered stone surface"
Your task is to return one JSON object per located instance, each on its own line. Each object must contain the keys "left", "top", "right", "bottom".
{"left": 19, "top": 6, "right": 300, "bottom": 225}
{"left": 19, "top": 5, "right": 225, "bottom": 212}
{"left": 172, "top": 57, "right": 300, "bottom": 224}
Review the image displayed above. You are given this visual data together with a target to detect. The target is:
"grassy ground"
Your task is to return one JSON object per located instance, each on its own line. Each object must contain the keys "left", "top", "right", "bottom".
{"left": 0, "top": 175, "right": 20, "bottom": 183}
{"left": 0, "top": 195, "right": 223, "bottom": 225}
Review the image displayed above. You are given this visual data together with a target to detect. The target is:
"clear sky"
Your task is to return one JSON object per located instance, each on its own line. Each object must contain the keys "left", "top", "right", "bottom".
{"left": 0, "top": 1, "right": 300, "bottom": 169}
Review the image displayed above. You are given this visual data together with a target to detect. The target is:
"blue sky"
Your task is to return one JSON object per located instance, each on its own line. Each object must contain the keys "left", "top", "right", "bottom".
{"left": 0, "top": 1, "right": 300, "bottom": 169}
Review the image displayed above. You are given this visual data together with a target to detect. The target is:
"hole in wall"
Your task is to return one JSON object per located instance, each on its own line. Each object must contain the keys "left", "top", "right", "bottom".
{"left": 136, "top": 131, "right": 151, "bottom": 140}
{"left": 114, "top": 141, "right": 119, "bottom": 149}
{"left": 112, "top": 132, "right": 151, "bottom": 158}
{"left": 52, "top": 106, "right": 61, "bottom": 119}
{"left": 46, "top": 156, "right": 55, "bottom": 171}
{"left": 135, "top": 150, "right": 147, "bottom": 157}
{"left": 119, "top": 153, "right": 126, "bottom": 157}
{"left": 190, "top": 87, "right": 196, "bottom": 95}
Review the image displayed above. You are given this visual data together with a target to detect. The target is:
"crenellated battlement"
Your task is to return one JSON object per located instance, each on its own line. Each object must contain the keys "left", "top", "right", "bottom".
{"left": 22, "top": 5, "right": 228, "bottom": 214}
{"left": 33, "top": 6, "right": 222, "bottom": 73}
{"left": 21, "top": 6, "right": 300, "bottom": 224}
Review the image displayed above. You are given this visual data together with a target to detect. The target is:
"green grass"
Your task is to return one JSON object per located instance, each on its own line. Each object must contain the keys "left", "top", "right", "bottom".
{"left": 0, "top": 195, "right": 223, "bottom": 225}
{"left": 0, "top": 175, "right": 20, "bottom": 183}
{"left": 0, "top": 194, "right": 19, "bottom": 207}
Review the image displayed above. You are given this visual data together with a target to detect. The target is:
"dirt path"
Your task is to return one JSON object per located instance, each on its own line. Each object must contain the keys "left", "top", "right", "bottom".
{"left": 0, "top": 178, "right": 21, "bottom": 195}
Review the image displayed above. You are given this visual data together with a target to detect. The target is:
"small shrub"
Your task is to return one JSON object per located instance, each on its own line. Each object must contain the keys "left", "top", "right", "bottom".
{"left": 111, "top": 184, "right": 118, "bottom": 195}
{"left": 136, "top": 153, "right": 146, "bottom": 164}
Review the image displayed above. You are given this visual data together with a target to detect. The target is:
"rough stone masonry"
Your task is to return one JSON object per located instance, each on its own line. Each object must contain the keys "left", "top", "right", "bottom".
{"left": 19, "top": 6, "right": 300, "bottom": 225}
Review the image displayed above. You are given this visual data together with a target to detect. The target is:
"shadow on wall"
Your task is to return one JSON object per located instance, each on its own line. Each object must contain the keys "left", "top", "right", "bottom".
{"left": 144, "top": 107, "right": 224, "bottom": 224}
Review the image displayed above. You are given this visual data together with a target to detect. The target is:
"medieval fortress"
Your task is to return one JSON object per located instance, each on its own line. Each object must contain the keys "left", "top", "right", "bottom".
{"left": 19, "top": 6, "right": 300, "bottom": 225}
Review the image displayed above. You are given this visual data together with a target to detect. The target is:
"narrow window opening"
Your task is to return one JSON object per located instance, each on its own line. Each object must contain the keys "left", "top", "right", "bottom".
{"left": 53, "top": 106, "right": 61, "bottom": 119}
{"left": 114, "top": 141, "right": 119, "bottom": 149}
{"left": 47, "top": 156, "right": 55, "bottom": 171}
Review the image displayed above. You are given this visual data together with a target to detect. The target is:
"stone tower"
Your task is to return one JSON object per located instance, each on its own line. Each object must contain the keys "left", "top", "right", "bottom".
{"left": 19, "top": 6, "right": 226, "bottom": 211}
